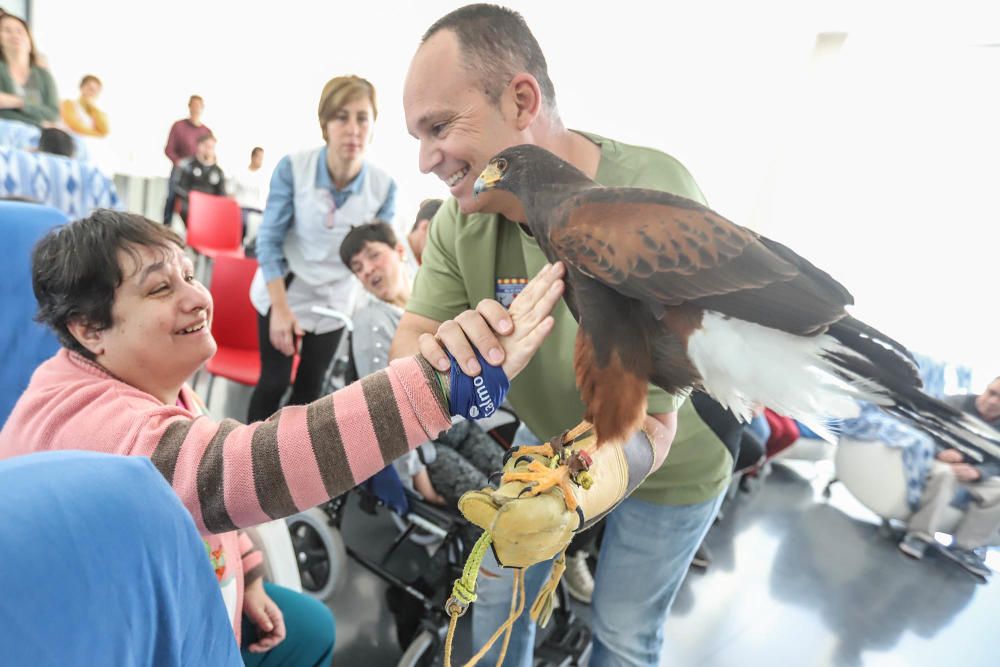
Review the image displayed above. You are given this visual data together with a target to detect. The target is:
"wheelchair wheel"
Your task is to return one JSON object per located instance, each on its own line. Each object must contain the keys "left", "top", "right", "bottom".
{"left": 397, "top": 629, "right": 438, "bottom": 667}
{"left": 286, "top": 507, "right": 347, "bottom": 601}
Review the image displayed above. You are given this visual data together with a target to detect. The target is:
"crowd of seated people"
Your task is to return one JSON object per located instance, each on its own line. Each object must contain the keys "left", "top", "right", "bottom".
{"left": 0, "top": 12, "right": 121, "bottom": 214}
{"left": 1, "top": 4, "right": 997, "bottom": 667}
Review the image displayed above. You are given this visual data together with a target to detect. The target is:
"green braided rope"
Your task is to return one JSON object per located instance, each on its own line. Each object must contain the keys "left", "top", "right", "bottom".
{"left": 446, "top": 531, "right": 493, "bottom": 615}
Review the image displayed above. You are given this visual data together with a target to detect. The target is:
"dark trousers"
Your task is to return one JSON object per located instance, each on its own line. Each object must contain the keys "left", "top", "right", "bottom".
{"left": 247, "top": 310, "right": 343, "bottom": 422}
{"left": 163, "top": 166, "right": 180, "bottom": 224}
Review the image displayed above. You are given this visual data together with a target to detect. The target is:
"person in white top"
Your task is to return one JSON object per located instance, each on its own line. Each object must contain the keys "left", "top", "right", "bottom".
{"left": 231, "top": 146, "right": 269, "bottom": 240}
{"left": 247, "top": 75, "right": 397, "bottom": 422}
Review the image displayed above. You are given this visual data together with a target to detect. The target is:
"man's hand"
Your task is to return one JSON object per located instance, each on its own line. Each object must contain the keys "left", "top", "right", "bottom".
{"left": 460, "top": 417, "right": 662, "bottom": 570}
{"left": 936, "top": 449, "right": 964, "bottom": 464}
{"left": 242, "top": 578, "right": 286, "bottom": 653}
{"left": 646, "top": 413, "right": 678, "bottom": 471}
{"left": 418, "top": 262, "right": 565, "bottom": 381}
{"left": 269, "top": 305, "right": 304, "bottom": 357}
{"left": 951, "top": 463, "right": 981, "bottom": 483}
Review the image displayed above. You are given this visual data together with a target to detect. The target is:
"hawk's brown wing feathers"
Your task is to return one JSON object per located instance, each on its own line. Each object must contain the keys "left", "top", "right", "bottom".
{"left": 549, "top": 188, "right": 854, "bottom": 335}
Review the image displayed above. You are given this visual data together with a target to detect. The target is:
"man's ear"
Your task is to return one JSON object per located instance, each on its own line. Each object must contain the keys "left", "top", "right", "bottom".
{"left": 395, "top": 241, "right": 407, "bottom": 259}
{"left": 508, "top": 73, "right": 542, "bottom": 130}
{"left": 66, "top": 318, "right": 105, "bottom": 358}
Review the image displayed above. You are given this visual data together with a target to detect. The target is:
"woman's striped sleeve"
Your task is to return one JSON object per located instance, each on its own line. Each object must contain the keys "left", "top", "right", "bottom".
{"left": 135, "top": 356, "right": 451, "bottom": 534}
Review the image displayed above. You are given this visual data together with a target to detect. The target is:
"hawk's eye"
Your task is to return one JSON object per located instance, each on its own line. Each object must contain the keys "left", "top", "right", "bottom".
{"left": 495, "top": 158, "right": 508, "bottom": 172}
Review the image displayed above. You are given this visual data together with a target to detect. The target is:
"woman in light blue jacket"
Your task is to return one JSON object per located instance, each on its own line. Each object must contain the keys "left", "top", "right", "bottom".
{"left": 248, "top": 75, "right": 396, "bottom": 421}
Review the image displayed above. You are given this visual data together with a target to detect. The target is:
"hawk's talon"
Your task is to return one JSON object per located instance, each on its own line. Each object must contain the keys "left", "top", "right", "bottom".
{"left": 503, "top": 460, "right": 578, "bottom": 512}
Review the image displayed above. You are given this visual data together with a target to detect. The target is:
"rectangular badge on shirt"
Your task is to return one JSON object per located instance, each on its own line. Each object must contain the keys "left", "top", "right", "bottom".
{"left": 495, "top": 277, "right": 528, "bottom": 308}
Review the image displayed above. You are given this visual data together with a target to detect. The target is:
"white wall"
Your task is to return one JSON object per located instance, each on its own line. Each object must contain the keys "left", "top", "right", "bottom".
{"left": 32, "top": 0, "right": 1000, "bottom": 385}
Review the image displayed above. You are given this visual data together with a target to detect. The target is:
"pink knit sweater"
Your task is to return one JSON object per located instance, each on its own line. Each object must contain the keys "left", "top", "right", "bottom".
{"left": 0, "top": 349, "right": 451, "bottom": 642}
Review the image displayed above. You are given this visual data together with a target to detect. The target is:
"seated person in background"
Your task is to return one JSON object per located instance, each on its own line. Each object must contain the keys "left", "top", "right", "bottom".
{"left": 1, "top": 451, "right": 241, "bottom": 666}
{"left": 0, "top": 209, "right": 560, "bottom": 664}
{"left": 0, "top": 13, "right": 59, "bottom": 127}
{"left": 60, "top": 74, "right": 109, "bottom": 137}
{"left": 174, "top": 132, "right": 226, "bottom": 224}
{"left": 36, "top": 126, "right": 74, "bottom": 157}
{"left": 231, "top": 146, "right": 268, "bottom": 239}
{"left": 407, "top": 197, "right": 442, "bottom": 265}
{"left": 341, "top": 221, "right": 504, "bottom": 521}
{"left": 899, "top": 375, "right": 1000, "bottom": 579}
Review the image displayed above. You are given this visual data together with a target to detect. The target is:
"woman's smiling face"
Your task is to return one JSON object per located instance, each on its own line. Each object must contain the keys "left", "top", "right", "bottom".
{"left": 84, "top": 244, "right": 216, "bottom": 399}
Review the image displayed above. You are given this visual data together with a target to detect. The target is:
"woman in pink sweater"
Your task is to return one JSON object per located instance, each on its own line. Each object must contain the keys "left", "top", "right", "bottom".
{"left": 0, "top": 210, "right": 563, "bottom": 665}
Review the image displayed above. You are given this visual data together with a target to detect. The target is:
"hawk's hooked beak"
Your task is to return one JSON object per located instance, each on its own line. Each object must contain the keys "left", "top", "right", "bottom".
{"left": 473, "top": 162, "right": 502, "bottom": 199}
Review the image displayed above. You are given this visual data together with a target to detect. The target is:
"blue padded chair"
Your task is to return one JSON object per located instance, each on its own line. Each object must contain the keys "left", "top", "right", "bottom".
{"left": 0, "top": 201, "right": 67, "bottom": 427}
{"left": 0, "top": 451, "right": 241, "bottom": 666}
{"left": 0, "top": 146, "right": 120, "bottom": 218}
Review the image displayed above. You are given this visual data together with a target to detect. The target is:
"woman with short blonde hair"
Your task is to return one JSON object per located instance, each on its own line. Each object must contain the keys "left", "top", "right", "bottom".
{"left": 248, "top": 75, "right": 398, "bottom": 421}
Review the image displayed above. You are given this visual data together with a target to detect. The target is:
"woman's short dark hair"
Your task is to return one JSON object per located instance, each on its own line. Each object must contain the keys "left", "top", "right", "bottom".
{"left": 339, "top": 221, "right": 398, "bottom": 269}
{"left": 37, "top": 128, "right": 75, "bottom": 158}
{"left": 32, "top": 210, "right": 184, "bottom": 359}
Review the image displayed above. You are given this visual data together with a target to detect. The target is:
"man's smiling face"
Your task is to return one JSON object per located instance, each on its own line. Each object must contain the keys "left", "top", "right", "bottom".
{"left": 404, "top": 30, "right": 524, "bottom": 214}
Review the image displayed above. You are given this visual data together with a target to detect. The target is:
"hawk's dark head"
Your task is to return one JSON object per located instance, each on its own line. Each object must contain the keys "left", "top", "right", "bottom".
{"left": 473, "top": 144, "right": 594, "bottom": 206}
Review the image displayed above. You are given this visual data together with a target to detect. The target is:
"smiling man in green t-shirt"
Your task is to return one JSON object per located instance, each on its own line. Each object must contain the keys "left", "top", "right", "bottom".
{"left": 391, "top": 5, "right": 732, "bottom": 666}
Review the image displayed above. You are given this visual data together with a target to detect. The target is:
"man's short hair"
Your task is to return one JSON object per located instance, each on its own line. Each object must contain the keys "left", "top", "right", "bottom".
{"left": 413, "top": 198, "right": 443, "bottom": 231}
{"left": 37, "top": 128, "right": 75, "bottom": 158}
{"left": 32, "top": 210, "right": 184, "bottom": 359}
{"left": 422, "top": 4, "right": 557, "bottom": 111}
{"left": 196, "top": 133, "right": 216, "bottom": 145}
{"left": 80, "top": 74, "right": 101, "bottom": 88}
{"left": 189, "top": 94, "right": 203, "bottom": 105}
{"left": 339, "top": 221, "right": 398, "bottom": 269}
{"left": 251, "top": 146, "right": 263, "bottom": 158}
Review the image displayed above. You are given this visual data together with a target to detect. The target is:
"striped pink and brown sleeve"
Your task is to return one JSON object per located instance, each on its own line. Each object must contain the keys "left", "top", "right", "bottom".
{"left": 131, "top": 356, "right": 451, "bottom": 535}
{"left": 238, "top": 531, "right": 265, "bottom": 585}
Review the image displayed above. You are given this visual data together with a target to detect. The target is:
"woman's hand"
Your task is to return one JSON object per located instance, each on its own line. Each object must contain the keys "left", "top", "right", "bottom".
{"left": 418, "top": 262, "right": 565, "bottom": 381}
{"left": 0, "top": 92, "right": 23, "bottom": 109}
{"left": 269, "top": 305, "right": 304, "bottom": 357}
{"left": 242, "top": 578, "right": 286, "bottom": 653}
{"left": 936, "top": 449, "right": 964, "bottom": 463}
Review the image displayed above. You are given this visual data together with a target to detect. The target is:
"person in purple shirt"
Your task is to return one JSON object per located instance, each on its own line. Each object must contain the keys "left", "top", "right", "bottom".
{"left": 163, "top": 94, "right": 212, "bottom": 225}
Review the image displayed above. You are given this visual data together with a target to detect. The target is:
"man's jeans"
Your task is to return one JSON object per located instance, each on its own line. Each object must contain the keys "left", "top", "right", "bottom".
{"left": 590, "top": 493, "right": 725, "bottom": 666}
{"left": 470, "top": 425, "right": 725, "bottom": 666}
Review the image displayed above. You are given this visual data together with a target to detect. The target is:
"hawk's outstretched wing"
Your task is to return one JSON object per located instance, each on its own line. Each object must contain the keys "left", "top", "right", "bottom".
{"left": 550, "top": 187, "right": 854, "bottom": 335}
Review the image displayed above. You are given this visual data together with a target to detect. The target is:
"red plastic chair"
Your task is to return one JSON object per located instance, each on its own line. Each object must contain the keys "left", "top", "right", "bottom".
{"left": 187, "top": 191, "right": 244, "bottom": 260}
{"left": 201, "top": 255, "right": 298, "bottom": 406}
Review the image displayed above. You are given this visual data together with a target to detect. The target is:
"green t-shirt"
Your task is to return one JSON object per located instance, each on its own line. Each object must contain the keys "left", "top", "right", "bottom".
{"left": 407, "top": 131, "right": 732, "bottom": 504}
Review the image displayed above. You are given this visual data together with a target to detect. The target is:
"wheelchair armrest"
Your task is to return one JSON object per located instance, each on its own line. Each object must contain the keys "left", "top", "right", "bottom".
{"left": 404, "top": 489, "right": 465, "bottom": 528}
